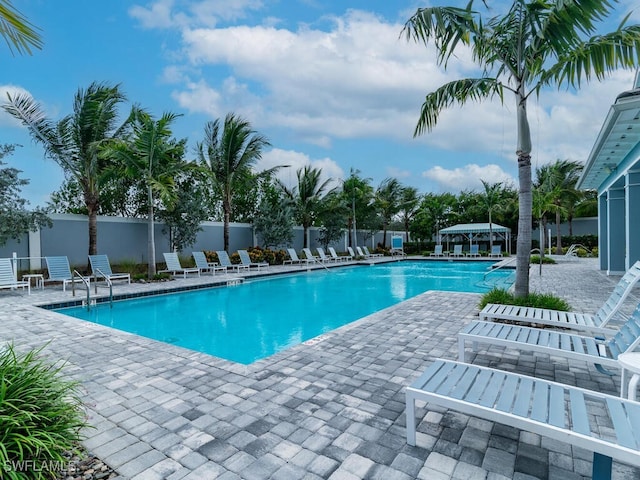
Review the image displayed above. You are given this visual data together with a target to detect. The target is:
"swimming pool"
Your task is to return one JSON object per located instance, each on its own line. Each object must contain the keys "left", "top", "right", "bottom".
{"left": 56, "top": 261, "right": 512, "bottom": 364}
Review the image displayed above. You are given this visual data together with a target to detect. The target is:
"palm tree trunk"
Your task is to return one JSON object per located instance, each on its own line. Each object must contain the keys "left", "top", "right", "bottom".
{"left": 514, "top": 91, "right": 532, "bottom": 298}
{"left": 303, "top": 224, "right": 308, "bottom": 248}
{"left": 555, "top": 209, "right": 562, "bottom": 254}
{"left": 148, "top": 187, "right": 157, "bottom": 278}
{"left": 488, "top": 211, "right": 493, "bottom": 251}
{"left": 223, "top": 198, "right": 231, "bottom": 251}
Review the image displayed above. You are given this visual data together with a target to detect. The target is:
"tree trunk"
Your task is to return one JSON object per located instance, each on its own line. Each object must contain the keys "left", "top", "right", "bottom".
{"left": 514, "top": 87, "right": 532, "bottom": 298}
{"left": 303, "top": 224, "right": 308, "bottom": 248}
{"left": 382, "top": 224, "right": 387, "bottom": 248}
{"left": 555, "top": 209, "right": 563, "bottom": 254}
{"left": 488, "top": 211, "right": 493, "bottom": 251}
{"left": 223, "top": 198, "right": 231, "bottom": 252}
{"left": 148, "top": 187, "right": 157, "bottom": 278}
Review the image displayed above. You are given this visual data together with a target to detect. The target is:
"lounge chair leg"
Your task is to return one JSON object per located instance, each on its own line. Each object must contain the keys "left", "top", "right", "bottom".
{"left": 592, "top": 452, "right": 612, "bottom": 480}
{"left": 405, "top": 395, "right": 416, "bottom": 446}
{"left": 458, "top": 338, "right": 466, "bottom": 361}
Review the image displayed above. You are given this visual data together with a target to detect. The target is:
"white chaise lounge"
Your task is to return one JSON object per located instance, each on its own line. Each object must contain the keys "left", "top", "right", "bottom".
{"left": 0, "top": 258, "right": 29, "bottom": 295}
{"left": 161, "top": 252, "right": 200, "bottom": 278}
{"left": 89, "top": 254, "right": 131, "bottom": 284}
{"left": 459, "top": 302, "right": 640, "bottom": 390}
{"left": 479, "top": 261, "right": 640, "bottom": 335}
{"left": 406, "top": 359, "right": 640, "bottom": 480}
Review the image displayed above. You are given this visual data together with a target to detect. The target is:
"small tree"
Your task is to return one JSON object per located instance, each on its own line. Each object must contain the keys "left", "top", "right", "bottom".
{"left": 0, "top": 144, "right": 50, "bottom": 246}
{"left": 253, "top": 183, "right": 294, "bottom": 248}
{"left": 157, "top": 171, "right": 209, "bottom": 252}
{"left": 317, "top": 191, "right": 349, "bottom": 249}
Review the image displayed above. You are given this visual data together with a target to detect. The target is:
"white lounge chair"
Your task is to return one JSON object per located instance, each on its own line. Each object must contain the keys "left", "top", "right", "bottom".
{"left": 192, "top": 251, "right": 227, "bottom": 275}
{"left": 450, "top": 245, "right": 463, "bottom": 257}
{"left": 355, "top": 246, "right": 369, "bottom": 258}
{"left": 216, "top": 250, "right": 250, "bottom": 273}
{"left": 238, "top": 249, "right": 268, "bottom": 270}
{"left": 459, "top": 302, "right": 640, "bottom": 388}
{"left": 316, "top": 247, "right": 334, "bottom": 263}
{"left": 489, "top": 245, "right": 502, "bottom": 257}
{"left": 328, "top": 247, "right": 350, "bottom": 262}
{"left": 480, "top": 261, "right": 640, "bottom": 335}
{"left": 430, "top": 245, "right": 445, "bottom": 257}
{"left": 161, "top": 253, "right": 200, "bottom": 278}
{"left": 0, "top": 258, "right": 29, "bottom": 295}
{"left": 406, "top": 359, "right": 640, "bottom": 479}
{"left": 363, "top": 246, "right": 383, "bottom": 258}
{"left": 45, "top": 256, "right": 86, "bottom": 291}
{"left": 89, "top": 254, "right": 131, "bottom": 284}
{"left": 285, "top": 248, "right": 316, "bottom": 266}
{"left": 466, "top": 245, "right": 480, "bottom": 257}
{"left": 302, "top": 248, "right": 319, "bottom": 263}
{"left": 347, "top": 247, "right": 357, "bottom": 259}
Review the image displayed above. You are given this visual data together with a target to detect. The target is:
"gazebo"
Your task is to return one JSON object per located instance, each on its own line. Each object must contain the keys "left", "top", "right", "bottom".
{"left": 438, "top": 223, "right": 512, "bottom": 254}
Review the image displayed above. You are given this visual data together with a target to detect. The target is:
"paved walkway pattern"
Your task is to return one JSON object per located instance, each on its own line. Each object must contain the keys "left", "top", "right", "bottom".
{"left": 1, "top": 257, "right": 639, "bottom": 479}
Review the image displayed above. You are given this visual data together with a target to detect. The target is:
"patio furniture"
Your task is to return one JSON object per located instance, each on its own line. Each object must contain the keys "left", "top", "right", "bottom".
{"left": 466, "top": 245, "right": 480, "bottom": 257}
{"left": 430, "top": 245, "right": 445, "bottom": 257}
{"left": 89, "top": 254, "right": 131, "bottom": 284}
{"left": 363, "top": 246, "right": 383, "bottom": 258}
{"left": 192, "top": 251, "right": 227, "bottom": 275}
{"left": 479, "top": 260, "right": 640, "bottom": 335}
{"left": 450, "top": 245, "right": 464, "bottom": 257}
{"left": 489, "top": 245, "right": 502, "bottom": 257}
{"left": 328, "top": 247, "right": 350, "bottom": 262}
{"left": 0, "top": 258, "right": 30, "bottom": 295}
{"left": 406, "top": 359, "right": 640, "bottom": 480}
{"left": 45, "top": 256, "right": 85, "bottom": 291}
{"left": 238, "top": 249, "right": 268, "bottom": 270}
{"left": 459, "top": 302, "right": 640, "bottom": 391}
{"left": 161, "top": 253, "right": 200, "bottom": 278}
{"left": 315, "top": 247, "right": 334, "bottom": 263}
{"left": 216, "top": 250, "right": 250, "bottom": 272}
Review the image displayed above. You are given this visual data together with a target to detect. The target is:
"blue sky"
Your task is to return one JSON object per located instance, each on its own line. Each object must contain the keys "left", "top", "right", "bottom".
{"left": 2, "top": 0, "right": 639, "bottom": 207}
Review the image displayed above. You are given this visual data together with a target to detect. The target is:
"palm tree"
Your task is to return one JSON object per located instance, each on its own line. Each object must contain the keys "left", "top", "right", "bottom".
{"left": 403, "top": 0, "right": 640, "bottom": 297}
{"left": 375, "top": 178, "right": 403, "bottom": 248}
{"left": 0, "top": 0, "right": 42, "bottom": 55}
{"left": 342, "top": 169, "right": 375, "bottom": 248}
{"left": 106, "top": 107, "right": 186, "bottom": 277}
{"left": 196, "top": 113, "right": 271, "bottom": 251}
{"left": 3, "top": 82, "right": 127, "bottom": 257}
{"left": 480, "top": 180, "right": 504, "bottom": 251}
{"left": 398, "top": 186, "right": 421, "bottom": 242}
{"left": 281, "top": 165, "right": 333, "bottom": 248}
{"left": 544, "top": 160, "right": 583, "bottom": 254}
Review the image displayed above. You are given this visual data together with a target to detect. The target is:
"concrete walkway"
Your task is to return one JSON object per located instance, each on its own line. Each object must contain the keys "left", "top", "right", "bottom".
{"left": 1, "top": 257, "right": 639, "bottom": 479}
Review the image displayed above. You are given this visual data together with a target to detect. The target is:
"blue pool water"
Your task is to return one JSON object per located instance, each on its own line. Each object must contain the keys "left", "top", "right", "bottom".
{"left": 56, "top": 261, "right": 512, "bottom": 364}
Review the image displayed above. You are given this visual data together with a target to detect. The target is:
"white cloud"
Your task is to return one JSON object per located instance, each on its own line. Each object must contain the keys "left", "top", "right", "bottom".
{"left": 129, "top": 0, "right": 177, "bottom": 29}
{"left": 422, "top": 164, "right": 516, "bottom": 192}
{"left": 256, "top": 148, "right": 344, "bottom": 191}
{"left": 137, "top": 4, "right": 637, "bottom": 177}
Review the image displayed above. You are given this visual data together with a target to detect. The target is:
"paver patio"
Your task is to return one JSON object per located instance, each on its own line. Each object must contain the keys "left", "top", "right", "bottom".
{"left": 1, "top": 257, "right": 639, "bottom": 479}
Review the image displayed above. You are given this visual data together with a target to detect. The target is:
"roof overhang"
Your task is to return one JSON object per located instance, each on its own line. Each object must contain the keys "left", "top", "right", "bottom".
{"left": 577, "top": 88, "right": 640, "bottom": 190}
{"left": 439, "top": 223, "right": 511, "bottom": 234}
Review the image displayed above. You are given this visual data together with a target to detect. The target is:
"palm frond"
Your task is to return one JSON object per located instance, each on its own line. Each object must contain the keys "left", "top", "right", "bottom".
{"left": 414, "top": 77, "right": 503, "bottom": 136}
{"left": 541, "top": 25, "right": 640, "bottom": 88}
{"left": 402, "top": 4, "right": 478, "bottom": 66}
{"left": 0, "top": 0, "right": 42, "bottom": 55}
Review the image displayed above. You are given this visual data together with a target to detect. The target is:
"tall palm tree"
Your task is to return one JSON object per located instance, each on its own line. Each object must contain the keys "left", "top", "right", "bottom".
{"left": 375, "top": 178, "right": 403, "bottom": 248}
{"left": 3, "top": 82, "right": 127, "bottom": 257}
{"left": 403, "top": 0, "right": 640, "bottom": 297}
{"left": 480, "top": 180, "right": 504, "bottom": 251}
{"left": 342, "top": 169, "right": 374, "bottom": 248}
{"left": 281, "top": 165, "right": 333, "bottom": 248}
{"left": 196, "top": 113, "right": 271, "bottom": 251}
{"left": 0, "top": 0, "right": 42, "bottom": 55}
{"left": 106, "top": 107, "right": 186, "bottom": 277}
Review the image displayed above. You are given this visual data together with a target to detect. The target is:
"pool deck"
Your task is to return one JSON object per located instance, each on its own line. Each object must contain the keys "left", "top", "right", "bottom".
{"left": 1, "top": 256, "right": 639, "bottom": 479}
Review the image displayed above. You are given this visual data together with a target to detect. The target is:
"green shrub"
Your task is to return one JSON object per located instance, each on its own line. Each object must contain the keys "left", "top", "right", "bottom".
{"left": 479, "top": 288, "right": 571, "bottom": 311}
{"left": 530, "top": 255, "right": 556, "bottom": 264}
{"left": 0, "top": 344, "right": 86, "bottom": 480}
{"left": 591, "top": 247, "right": 599, "bottom": 257}
{"left": 152, "top": 272, "right": 171, "bottom": 281}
